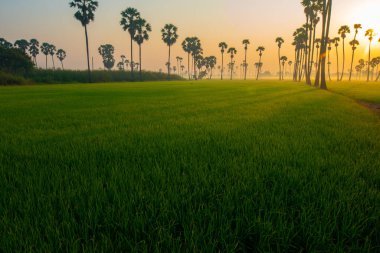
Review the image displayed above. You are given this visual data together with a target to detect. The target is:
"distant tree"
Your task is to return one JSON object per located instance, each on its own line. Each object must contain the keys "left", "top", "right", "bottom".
{"left": 161, "top": 24, "right": 178, "bottom": 79}
{"left": 349, "top": 24, "right": 362, "bottom": 81}
{"left": 182, "top": 38, "right": 194, "bottom": 79}
{"left": 0, "top": 38, "right": 13, "bottom": 49}
{"left": 242, "top": 39, "right": 250, "bottom": 80}
{"left": 191, "top": 38, "right": 203, "bottom": 79}
{"left": 218, "top": 42, "right": 228, "bottom": 80}
{"left": 377, "top": 39, "right": 380, "bottom": 81}
{"left": 227, "top": 47, "right": 237, "bottom": 80}
{"left": 338, "top": 25, "right": 351, "bottom": 81}
{"left": 256, "top": 46, "right": 265, "bottom": 80}
{"left": 327, "top": 38, "right": 333, "bottom": 81}
{"left": 69, "top": 0, "right": 98, "bottom": 82}
{"left": 288, "top": 61, "right": 293, "bottom": 78}
{"left": 40, "top": 43, "right": 50, "bottom": 69}
{"left": 29, "top": 39, "right": 39, "bottom": 67}
{"left": 121, "top": 7, "right": 140, "bottom": 80}
{"left": 14, "top": 39, "right": 29, "bottom": 54}
{"left": 120, "top": 55, "right": 126, "bottom": 70}
{"left": 314, "top": 38, "right": 321, "bottom": 72}
{"left": 205, "top": 56, "right": 217, "bottom": 79}
{"left": 48, "top": 44, "right": 56, "bottom": 70}
{"left": 365, "top": 29, "right": 374, "bottom": 82}
{"left": 117, "top": 61, "right": 124, "bottom": 70}
{"left": 0, "top": 47, "right": 34, "bottom": 75}
{"left": 134, "top": 18, "right": 151, "bottom": 81}
{"left": 280, "top": 56, "right": 288, "bottom": 80}
{"left": 98, "top": 44, "right": 115, "bottom": 70}
{"left": 56, "top": 49, "right": 66, "bottom": 70}
{"left": 275, "top": 37, "right": 284, "bottom": 80}
{"left": 332, "top": 37, "right": 340, "bottom": 81}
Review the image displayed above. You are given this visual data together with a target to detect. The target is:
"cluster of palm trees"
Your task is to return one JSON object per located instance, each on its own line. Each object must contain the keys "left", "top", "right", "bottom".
{"left": 0, "top": 37, "right": 66, "bottom": 70}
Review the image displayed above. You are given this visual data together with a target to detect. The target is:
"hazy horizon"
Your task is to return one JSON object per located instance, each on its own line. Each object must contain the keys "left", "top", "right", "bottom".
{"left": 1, "top": 0, "right": 379, "bottom": 73}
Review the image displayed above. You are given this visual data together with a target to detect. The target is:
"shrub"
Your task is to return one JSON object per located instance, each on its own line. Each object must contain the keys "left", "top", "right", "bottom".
{"left": 0, "top": 71, "right": 29, "bottom": 85}
{"left": 0, "top": 47, "right": 34, "bottom": 76}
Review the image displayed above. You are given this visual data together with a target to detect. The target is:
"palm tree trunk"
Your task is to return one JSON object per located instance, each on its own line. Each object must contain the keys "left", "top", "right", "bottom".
{"left": 245, "top": 49, "right": 248, "bottom": 80}
{"left": 168, "top": 45, "right": 171, "bottom": 80}
{"left": 320, "top": 0, "right": 332, "bottom": 90}
{"left": 367, "top": 41, "right": 371, "bottom": 82}
{"left": 51, "top": 55, "right": 55, "bottom": 70}
{"left": 84, "top": 24, "right": 91, "bottom": 83}
{"left": 335, "top": 46, "right": 339, "bottom": 81}
{"left": 310, "top": 26, "right": 317, "bottom": 76}
{"left": 187, "top": 53, "right": 190, "bottom": 80}
{"left": 221, "top": 52, "right": 224, "bottom": 80}
{"left": 61, "top": 60, "right": 64, "bottom": 70}
{"left": 328, "top": 50, "right": 331, "bottom": 81}
{"left": 230, "top": 57, "right": 233, "bottom": 80}
{"left": 45, "top": 55, "right": 48, "bottom": 70}
{"left": 340, "top": 38, "right": 345, "bottom": 81}
{"left": 349, "top": 31, "right": 358, "bottom": 81}
{"left": 139, "top": 44, "right": 142, "bottom": 81}
{"left": 130, "top": 34, "right": 134, "bottom": 80}
{"left": 278, "top": 47, "right": 281, "bottom": 80}
{"left": 256, "top": 56, "right": 262, "bottom": 80}
{"left": 376, "top": 71, "right": 380, "bottom": 81}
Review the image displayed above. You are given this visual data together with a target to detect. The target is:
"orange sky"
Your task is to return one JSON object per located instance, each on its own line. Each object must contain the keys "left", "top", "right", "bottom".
{"left": 0, "top": 0, "right": 379, "bottom": 74}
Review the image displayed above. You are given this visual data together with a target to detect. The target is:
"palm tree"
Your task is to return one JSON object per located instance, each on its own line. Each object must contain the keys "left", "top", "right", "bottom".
{"left": 365, "top": 29, "right": 374, "bottom": 82}
{"left": 0, "top": 38, "right": 13, "bottom": 49}
{"left": 314, "top": 38, "right": 321, "bottom": 72}
{"left": 288, "top": 61, "right": 293, "bottom": 78}
{"left": 134, "top": 18, "right": 151, "bottom": 81}
{"left": 29, "top": 39, "right": 39, "bottom": 67}
{"left": 14, "top": 39, "right": 29, "bottom": 54}
{"left": 227, "top": 47, "right": 237, "bottom": 80}
{"left": 332, "top": 37, "right": 340, "bottom": 81}
{"left": 69, "top": 0, "right": 98, "bottom": 82}
{"left": 280, "top": 56, "right": 288, "bottom": 80}
{"left": 338, "top": 25, "right": 351, "bottom": 81}
{"left": 121, "top": 7, "right": 141, "bottom": 80}
{"left": 349, "top": 24, "right": 362, "bottom": 81}
{"left": 48, "top": 44, "right": 56, "bottom": 70}
{"left": 256, "top": 46, "right": 265, "bottom": 80}
{"left": 327, "top": 38, "right": 333, "bottom": 81}
{"left": 120, "top": 55, "right": 126, "bottom": 70}
{"left": 218, "top": 42, "right": 228, "bottom": 80}
{"left": 242, "top": 39, "right": 250, "bottom": 80}
{"left": 182, "top": 38, "right": 194, "bottom": 79}
{"left": 40, "top": 43, "right": 50, "bottom": 69}
{"left": 275, "top": 37, "right": 284, "bottom": 80}
{"left": 161, "top": 24, "right": 179, "bottom": 79}
{"left": 191, "top": 38, "right": 202, "bottom": 79}
{"left": 56, "top": 49, "right": 66, "bottom": 70}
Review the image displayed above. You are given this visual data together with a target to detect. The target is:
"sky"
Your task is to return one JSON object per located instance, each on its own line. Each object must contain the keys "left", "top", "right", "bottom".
{"left": 1, "top": 0, "right": 380, "bottom": 74}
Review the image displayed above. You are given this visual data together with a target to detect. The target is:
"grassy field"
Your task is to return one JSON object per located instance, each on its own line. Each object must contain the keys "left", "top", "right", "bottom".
{"left": 0, "top": 80, "right": 379, "bottom": 252}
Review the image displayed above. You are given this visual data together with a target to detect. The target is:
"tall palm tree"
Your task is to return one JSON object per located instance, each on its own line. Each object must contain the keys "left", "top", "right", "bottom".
{"left": 349, "top": 24, "right": 362, "bottom": 81}
{"left": 242, "top": 39, "right": 250, "bottom": 80}
{"left": 190, "top": 38, "right": 202, "bottom": 79}
{"left": 365, "top": 29, "right": 374, "bottom": 82}
{"left": 338, "top": 25, "right": 351, "bottom": 81}
{"left": 280, "top": 56, "right": 288, "bottom": 80}
{"left": 40, "top": 43, "right": 50, "bottom": 69}
{"left": 56, "top": 49, "right": 66, "bottom": 70}
{"left": 218, "top": 42, "right": 228, "bottom": 80}
{"left": 29, "top": 39, "right": 39, "bottom": 67}
{"left": 256, "top": 46, "right": 265, "bottom": 80}
{"left": 161, "top": 24, "right": 179, "bottom": 80}
{"left": 134, "top": 18, "right": 151, "bottom": 81}
{"left": 182, "top": 38, "right": 194, "bottom": 80}
{"left": 121, "top": 8, "right": 141, "bottom": 80}
{"left": 227, "top": 47, "right": 237, "bottom": 80}
{"left": 332, "top": 37, "right": 340, "bottom": 81}
{"left": 14, "top": 39, "right": 29, "bottom": 54}
{"left": 48, "top": 44, "right": 56, "bottom": 70}
{"left": 275, "top": 37, "right": 284, "bottom": 80}
{"left": 69, "top": 0, "right": 98, "bottom": 83}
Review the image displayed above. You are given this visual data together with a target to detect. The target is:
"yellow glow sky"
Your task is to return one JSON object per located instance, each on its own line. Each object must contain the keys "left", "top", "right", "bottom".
{"left": 0, "top": 0, "right": 379, "bottom": 73}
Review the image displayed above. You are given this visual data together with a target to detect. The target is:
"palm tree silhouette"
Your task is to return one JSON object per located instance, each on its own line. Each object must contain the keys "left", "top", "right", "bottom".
{"left": 242, "top": 39, "right": 250, "bottom": 80}
{"left": 256, "top": 46, "right": 265, "bottom": 80}
{"left": 121, "top": 7, "right": 140, "bottom": 80}
{"left": 327, "top": 38, "right": 333, "bottom": 81}
{"left": 314, "top": 38, "right": 321, "bottom": 73}
{"left": 40, "top": 43, "right": 50, "bottom": 69}
{"left": 338, "top": 25, "right": 351, "bottom": 81}
{"left": 332, "top": 37, "right": 340, "bottom": 81}
{"left": 161, "top": 24, "right": 179, "bottom": 80}
{"left": 349, "top": 24, "right": 362, "bottom": 81}
{"left": 365, "top": 29, "right": 375, "bottom": 82}
{"left": 56, "top": 49, "right": 66, "bottom": 70}
{"left": 280, "top": 56, "right": 288, "bottom": 80}
{"left": 227, "top": 47, "right": 237, "bottom": 80}
{"left": 69, "top": 0, "right": 98, "bottom": 82}
{"left": 134, "top": 18, "right": 151, "bottom": 81}
{"left": 275, "top": 37, "right": 284, "bottom": 80}
{"left": 218, "top": 42, "right": 228, "bottom": 80}
{"left": 48, "top": 44, "right": 56, "bottom": 70}
{"left": 14, "top": 39, "right": 29, "bottom": 54}
{"left": 0, "top": 38, "right": 13, "bottom": 49}
{"left": 288, "top": 61, "right": 293, "bottom": 78}
{"left": 29, "top": 39, "right": 40, "bottom": 67}
{"left": 182, "top": 38, "right": 194, "bottom": 80}
{"left": 191, "top": 38, "right": 202, "bottom": 79}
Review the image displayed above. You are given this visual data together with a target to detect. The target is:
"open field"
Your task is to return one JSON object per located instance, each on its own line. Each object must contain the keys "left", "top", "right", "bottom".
{"left": 0, "top": 81, "right": 379, "bottom": 252}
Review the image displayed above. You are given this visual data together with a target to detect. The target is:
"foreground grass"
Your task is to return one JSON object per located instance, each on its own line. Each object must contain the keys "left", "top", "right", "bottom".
{"left": 328, "top": 81, "right": 380, "bottom": 104}
{"left": 0, "top": 81, "right": 379, "bottom": 252}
